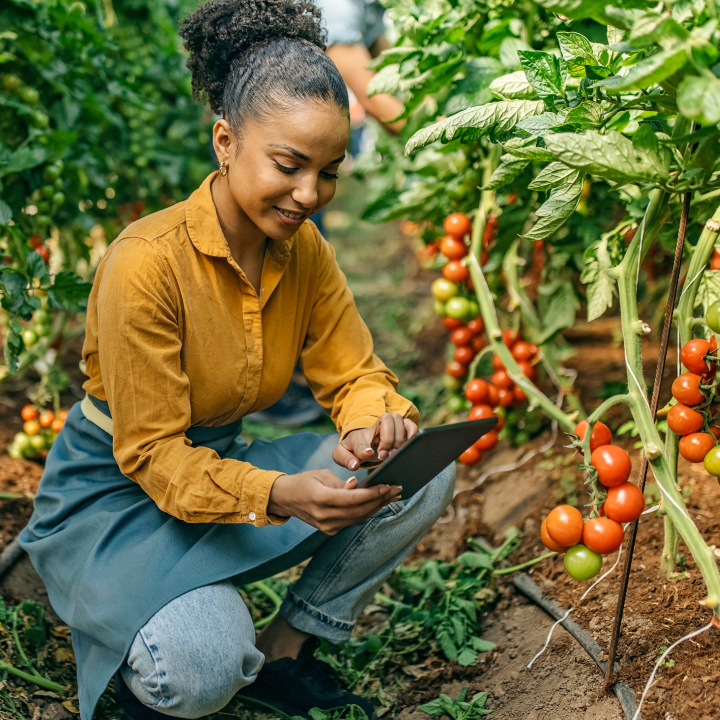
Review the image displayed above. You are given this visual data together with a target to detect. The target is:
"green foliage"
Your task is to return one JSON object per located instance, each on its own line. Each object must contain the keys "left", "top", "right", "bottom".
{"left": 0, "top": 0, "right": 211, "bottom": 396}
{"left": 419, "top": 687, "right": 492, "bottom": 719}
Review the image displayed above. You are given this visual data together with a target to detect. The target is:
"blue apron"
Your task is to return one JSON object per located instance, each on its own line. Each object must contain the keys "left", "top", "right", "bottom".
{"left": 20, "top": 399, "right": 362, "bottom": 719}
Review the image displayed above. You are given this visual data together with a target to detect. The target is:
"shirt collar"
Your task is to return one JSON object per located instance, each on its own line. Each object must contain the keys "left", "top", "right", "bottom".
{"left": 185, "top": 171, "right": 296, "bottom": 265}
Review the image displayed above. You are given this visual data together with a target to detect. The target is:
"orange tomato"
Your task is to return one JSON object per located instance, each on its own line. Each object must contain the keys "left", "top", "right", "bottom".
{"left": 545, "top": 505, "right": 584, "bottom": 547}
{"left": 541, "top": 518, "right": 567, "bottom": 553}
{"left": 39, "top": 410, "right": 55, "bottom": 428}
{"left": 21, "top": 405, "right": 39, "bottom": 421}
{"left": 459, "top": 445, "right": 483, "bottom": 465}
{"left": 474, "top": 429, "right": 498, "bottom": 452}
{"left": 582, "top": 517, "right": 625, "bottom": 555}
{"left": 443, "top": 260, "right": 469, "bottom": 283}
{"left": 24, "top": 420, "right": 41, "bottom": 436}
{"left": 443, "top": 213, "right": 472, "bottom": 240}
{"left": 573, "top": 420, "right": 612, "bottom": 453}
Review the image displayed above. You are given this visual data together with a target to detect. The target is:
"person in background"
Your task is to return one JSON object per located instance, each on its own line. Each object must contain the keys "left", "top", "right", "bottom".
{"left": 255, "top": 0, "right": 405, "bottom": 427}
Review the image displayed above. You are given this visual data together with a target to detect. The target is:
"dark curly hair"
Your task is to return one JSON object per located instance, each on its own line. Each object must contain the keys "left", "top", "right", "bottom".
{"left": 179, "top": 0, "right": 349, "bottom": 129}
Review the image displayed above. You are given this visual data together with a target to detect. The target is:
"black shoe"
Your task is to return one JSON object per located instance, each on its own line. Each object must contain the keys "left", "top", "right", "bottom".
{"left": 114, "top": 672, "right": 166, "bottom": 720}
{"left": 238, "top": 638, "right": 377, "bottom": 719}
{"left": 249, "top": 380, "right": 327, "bottom": 427}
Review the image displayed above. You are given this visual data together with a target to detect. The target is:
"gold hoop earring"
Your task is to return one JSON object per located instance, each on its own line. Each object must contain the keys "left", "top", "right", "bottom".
{"left": 219, "top": 161, "right": 228, "bottom": 177}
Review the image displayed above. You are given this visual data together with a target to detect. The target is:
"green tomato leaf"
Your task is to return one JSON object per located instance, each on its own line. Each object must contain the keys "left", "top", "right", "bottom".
{"left": 499, "top": 37, "right": 531, "bottom": 70}
{"left": 564, "top": 101, "right": 604, "bottom": 128}
{"left": 537, "top": 280, "right": 579, "bottom": 344}
{"left": 0, "top": 146, "right": 47, "bottom": 177}
{"left": 457, "top": 648, "right": 477, "bottom": 666}
{"left": 489, "top": 70, "right": 537, "bottom": 100}
{"left": 557, "top": 32, "right": 596, "bottom": 63}
{"left": 599, "top": 45, "right": 687, "bottom": 92}
{"left": 523, "top": 172, "right": 583, "bottom": 241}
{"left": 45, "top": 271, "right": 92, "bottom": 312}
{"left": 367, "top": 64, "right": 402, "bottom": 97}
{"left": 0, "top": 198, "right": 12, "bottom": 225}
{"left": 470, "top": 637, "right": 497, "bottom": 652}
{"left": 500, "top": 142, "right": 555, "bottom": 162}
{"left": 0, "top": 269, "right": 37, "bottom": 319}
{"left": 456, "top": 551, "right": 494, "bottom": 570}
{"left": 517, "top": 50, "right": 568, "bottom": 99}
{"left": 543, "top": 130, "right": 670, "bottom": 185}
{"left": 528, "top": 161, "right": 581, "bottom": 190}
{"left": 405, "top": 100, "right": 545, "bottom": 155}
{"left": 581, "top": 236, "right": 617, "bottom": 322}
{"left": 4, "top": 317, "right": 23, "bottom": 374}
{"left": 534, "top": 0, "right": 609, "bottom": 19}
{"left": 678, "top": 74, "right": 720, "bottom": 125}
{"left": 368, "top": 46, "right": 421, "bottom": 71}
{"left": 516, "top": 111, "right": 567, "bottom": 136}
{"left": 695, "top": 270, "right": 720, "bottom": 311}
{"left": 485, "top": 158, "right": 531, "bottom": 190}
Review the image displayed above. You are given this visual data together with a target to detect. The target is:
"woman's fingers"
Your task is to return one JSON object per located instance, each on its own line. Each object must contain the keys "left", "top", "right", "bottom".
{"left": 332, "top": 442, "right": 363, "bottom": 471}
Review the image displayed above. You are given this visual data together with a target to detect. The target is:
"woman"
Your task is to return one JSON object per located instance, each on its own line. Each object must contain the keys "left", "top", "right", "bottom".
{"left": 20, "top": 2, "right": 455, "bottom": 719}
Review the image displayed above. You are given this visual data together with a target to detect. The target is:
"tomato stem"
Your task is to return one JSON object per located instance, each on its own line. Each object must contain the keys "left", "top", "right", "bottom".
{"left": 493, "top": 551, "right": 556, "bottom": 576}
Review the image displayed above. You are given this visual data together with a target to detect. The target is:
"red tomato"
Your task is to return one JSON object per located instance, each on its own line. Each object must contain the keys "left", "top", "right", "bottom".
{"left": 486, "top": 384, "right": 500, "bottom": 409}
{"left": 574, "top": 420, "right": 612, "bottom": 452}
{"left": 465, "top": 379, "right": 489, "bottom": 405}
{"left": 37, "top": 245, "right": 50, "bottom": 264}
{"left": 710, "top": 424, "right": 720, "bottom": 439}
{"left": 466, "top": 318, "right": 484, "bottom": 335}
{"left": 471, "top": 335, "right": 485, "bottom": 353}
{"left": 39, "top": 410, "right": 55, "bottom": 428}
{"left": 681, "top": 339, "right": 711, "bottom": 374}
{"left": 451, "top": 327, "right": 474, "bottom": 347}
{"left": 474, "top": 429, "right": 498, "bottom": 452}
{"left": 511, "top": 341, "right": 533, "bottom": 361}
{"left": 667, "top": 404, "right": 704, "bottom": 436}
{"left": 517, "top": 360, "right": 537, "bottom": 380}
{"left": 443, "top": 260, "right": 469, "bottom": 283}
{"left": 446, "top": 361, "right": 467, "bottom": 379}
{"left": 492, "top": 354, "right": 505, "bottom": 370}
{"left": 590, "top": 445, "right": 632, "bottom": 488}
{"left": 443, "top": 213, "right": 472, "bottom": 240}
{"left": 417, "top": 244, "right": 439, "bottom": 263}
{"left": 443, "top": 317, "right": 464, "bottom": 330}
{"left": 29, "top": 234, "right": 42, "bottom": 249}
{"left": 528, "top": 344, "right": 539, "bottom": 357}
{"left": 672, "top": 372, "right": 704, "bottom": 406}
{"left": 468, "top": 404, "right": 503, "bottom": 431}
{"left": 582, "top": 517, "right": 625, "bottom": 555}
{"left": 502, "top": 329, "right": 521, "bottom": 348}
{"left": 21, "top": 404, "right": 39, "bottom": 421}
{"left": 678, "top": 432, "right": 716, "bottom": 463}
{"left": 712, "top": 256, "right": 720, "bottom": 270}
{"left": 482, "top": 217, "right": 497, "bottom": 247}
{"left": 454, "top": 346, "right": 475, "bottom": 365}
{"left": 51, "top": 418, "right": 64, "bottom": 433}
{"left": 496, "top": 388, "right": 513, "bottom": 407}
{"left": 603, "top": 482, "right": 645, "bottom": 523}
{"left": 491, "top": 369, "right": 514, "bottom": 390}
{"left": 540, "top": 518, "right": 567, "bottom": 553}
{"left": 513, "top": 386, "right": 527, "bottom": 402}
{"left": 545, "top": 505, "right": 584, "bottom": 547}
{"left": 459, "top": 445, "right": 483, "bottom": 465}
{"left": 439, "top": 235, "right": 469, "bottom": 260}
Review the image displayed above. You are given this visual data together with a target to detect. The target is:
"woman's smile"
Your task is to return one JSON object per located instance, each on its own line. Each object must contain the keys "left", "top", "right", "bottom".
{"left": 274, "top": 206, "right": 309, "bottom": 226}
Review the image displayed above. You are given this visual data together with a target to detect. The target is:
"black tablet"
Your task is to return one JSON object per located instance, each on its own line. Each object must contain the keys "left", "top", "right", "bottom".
{"left": 357, "top": 418, "right": 497, "bottom": 499}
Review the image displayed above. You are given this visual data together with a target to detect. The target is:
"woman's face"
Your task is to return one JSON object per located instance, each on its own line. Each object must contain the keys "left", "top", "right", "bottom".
{"left": 213, "top": 101, "right": 350, "bottom": 241}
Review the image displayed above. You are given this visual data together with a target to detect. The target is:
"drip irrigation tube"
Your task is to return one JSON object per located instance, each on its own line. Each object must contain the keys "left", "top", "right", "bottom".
{"left": 513, "top": 573, "right": 639, "bottom": 720}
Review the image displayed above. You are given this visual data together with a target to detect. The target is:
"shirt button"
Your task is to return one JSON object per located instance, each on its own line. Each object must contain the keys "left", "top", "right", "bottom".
{"left": 249, "top": 511, "right": 256, "bottom": 521}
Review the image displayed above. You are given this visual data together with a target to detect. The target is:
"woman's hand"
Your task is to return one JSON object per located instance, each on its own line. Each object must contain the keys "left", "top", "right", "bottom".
{"left": 267, "top": 471, "right": 401, "bottom": 535}
{"left": 332, "top": 413, "right": 419, "bottom": 472}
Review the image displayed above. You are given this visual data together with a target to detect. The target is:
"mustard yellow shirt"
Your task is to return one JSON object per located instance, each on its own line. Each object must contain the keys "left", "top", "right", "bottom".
{"left": 82, "top": 172, "right": 419, "bottom": 526}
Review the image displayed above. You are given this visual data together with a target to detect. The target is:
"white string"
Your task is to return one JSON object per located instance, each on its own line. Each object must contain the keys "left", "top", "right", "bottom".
{"left": 527, "top": 544, "right": 624, "bottom": 669}
{"left": 631, "top": 620, "right": 715, "bottom": 720}
{"left": 678, "top": 265, "right": 705, "bottom": 301}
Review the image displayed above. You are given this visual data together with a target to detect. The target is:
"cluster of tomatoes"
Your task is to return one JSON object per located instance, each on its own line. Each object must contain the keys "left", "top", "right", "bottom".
{"left": 665, "top": 335, "right": 720, "bottom": 475}
{"left": 540, "top": 420, "right": 645, "bottom": 581}
{"left": 8, "top": 405, "right": 67, "bottom": 460}
{"left": 457, "top": 333, "right": 542, "bottom": 465}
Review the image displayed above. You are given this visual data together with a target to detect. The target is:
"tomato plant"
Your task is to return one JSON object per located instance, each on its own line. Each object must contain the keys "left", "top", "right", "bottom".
{"left": 0, "top": 0, "right": 211, "bottom": 410}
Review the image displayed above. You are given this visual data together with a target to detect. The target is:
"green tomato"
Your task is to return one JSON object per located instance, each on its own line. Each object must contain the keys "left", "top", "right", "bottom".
{"left": 706, "top": 301, "right": 720, "bottom": 334}
{"left": 54, "top": 177, "right": 64, "bottom": 190}
{"left": 443, "top": 375, "right": 462, "bottom": 393}
{"left": 433, "top": 300, "right": 447, "bottom": 317}
{"left": 34, "top": 309, "right": 51, "bottom": 324}
{"left": 447, "top": 395, "right": 467, "bottom": 414}
{"left": 22, "top": 329, "right": 38, "bottom": 347}
{"left": 20, "top": 86, "right": 39, "bottom": 105}
{"left": 41, "top": 184, "right": 55, "bottom": 198}
{"left": 564, "top": 545, "right": 603, "bottom": 581}
{"left": 7, "top": 443, "right": 23, "bottom": 460}
{"left": 136, "top": 156, "right": 150, "bottom": 168}
{"left": 52, "top": 192, "right": 65, "bottom": 206}
{"left": 14, "top": 432, "right": 32, "bottom": 452}
{"left": 445, "top": 296, "right": 471, "bottom": 320}
{"left": 513, "top": 430, "right": 531, "bottom": 447}
{"left": 464, "top": 300, "right": 480, "bottom": 322}
{"left": 44, "top": 165, "right": 61, "bottom": 180}
{"left": 34, "top": 323, "right": 50, "bottom": 338}
{"left": 36, "top": 215, "right": 51, "bottom": 227}
{"left": 703, "top": 446, "right": 720, "bottom": 477}
{"left": 431, "top": 278, "right": 458, "bottom": 302}
{"left": 2, "top": 74, "right": 21, "bottom": 92}
{"left": 30, "top": 435, "right": 45, "bottom": 453}
{"left": 36, "top": 201, "right": 50, "bottom": 214}
{"left": 32, "top": 111, "right": 49, "bottom": 128}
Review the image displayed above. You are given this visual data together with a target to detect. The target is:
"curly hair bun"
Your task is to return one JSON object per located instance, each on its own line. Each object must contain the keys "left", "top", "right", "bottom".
{"left": 180, "top": 0, "right": 328, "bottom": 115}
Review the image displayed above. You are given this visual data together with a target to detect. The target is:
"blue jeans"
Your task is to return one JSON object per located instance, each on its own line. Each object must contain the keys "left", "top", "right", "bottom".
{"left": 120, "top": 464, "right": 455, "bottom": 717}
